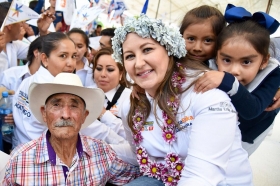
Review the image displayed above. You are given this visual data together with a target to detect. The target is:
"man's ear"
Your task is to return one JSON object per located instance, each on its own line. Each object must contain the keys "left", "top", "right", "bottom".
{"left": 40, "top": 106, "right": 47, "bottom": 123}
{"left": 260, "top": 54, "right": 270, "bottom": 70}
{"left": 81, "top": 110, "right": 89, "bottom": 125}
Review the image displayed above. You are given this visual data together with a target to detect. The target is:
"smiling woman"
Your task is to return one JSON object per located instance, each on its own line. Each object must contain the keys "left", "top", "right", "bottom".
{"left": 92, "top": 47, "right": 131, "bottom": 139}
{"left": 110, "top": 14, "right": 253, "bottom": 186}
{"left": 12, "top": 32, "right": 78, "bottom": 149}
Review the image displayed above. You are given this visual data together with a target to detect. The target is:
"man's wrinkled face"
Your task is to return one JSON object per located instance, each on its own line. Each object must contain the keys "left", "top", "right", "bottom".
{"left": 41, "top": 93, "right": 89, "bottom": 139}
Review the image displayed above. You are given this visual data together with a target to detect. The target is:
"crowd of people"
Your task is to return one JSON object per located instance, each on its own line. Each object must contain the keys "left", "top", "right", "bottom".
{"left": 0, "top": 1, "right": 279, "bottom": 185}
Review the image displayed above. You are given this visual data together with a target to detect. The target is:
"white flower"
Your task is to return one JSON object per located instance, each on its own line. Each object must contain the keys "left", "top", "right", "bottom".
{"left": 112, "top": 14, "right": 187, "bottom": 63}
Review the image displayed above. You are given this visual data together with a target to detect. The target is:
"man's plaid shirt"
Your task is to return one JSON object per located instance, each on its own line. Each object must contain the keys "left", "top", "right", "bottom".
{"left": 2, "top": 131, "right": 140, "bottom": 186}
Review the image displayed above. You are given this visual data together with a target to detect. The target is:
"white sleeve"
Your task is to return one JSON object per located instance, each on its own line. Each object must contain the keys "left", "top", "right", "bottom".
{"left": 109, "top": 99, "right": 138, "bottom": 165}
{"left": 227, "top": 77, "right": 239, "bottom": 96}
{"left": 13, "top": 78, "right": 47, "bottom": 147}
{"left": 14, "top": 40, "right": 29, "bottom": 60}
{"left": 100, "top": 110, "right": 126, "bottom": 138}
{"left": 27, "top": 35, "right": 37, "bottom": 43}
{"left": 80, "top": 119, "right": 127, "bottom": 145}
{"left": 0, "top": 70, "right": 14, "bottom": 90}
{"left": 178, "top": 89, "right": 237, "bottom": 186}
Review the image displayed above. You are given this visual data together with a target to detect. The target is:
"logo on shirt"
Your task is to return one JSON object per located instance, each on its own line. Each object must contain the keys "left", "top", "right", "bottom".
{"left": 14, "top": 91, "right": 31, "bottom": 117}
{"left": 178, "top": 115, "right": 193, "bottom": 130}
{"left": 208, "top": 102, "right": 236, "bottom": 113}
{"left": 141, "top": 121, "right": 154, "bottom": 131}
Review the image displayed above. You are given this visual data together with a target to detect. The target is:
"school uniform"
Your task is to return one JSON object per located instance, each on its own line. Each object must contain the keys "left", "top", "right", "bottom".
{"left": 0, "top": 63, "right": 32, "bottom": 91}
{"left": 76, "top": 57, "right": 96, "bottom": 87}
{"left": 119, "top": 76, "right": 253, "bottom": 185}
{"left": 12, "top": 66, "right": 126, "bottom": 149}
{"left": 216, "top": 58, "right": 280, "bottom": 155}
{"left": 0, "top": 63, "right": 32, "bottom": 146}
{"left": 99, "top": 85, "right": 132, "bottom": 138}
{"left": 0, "top": 36, "right": 36, "bottom": 74}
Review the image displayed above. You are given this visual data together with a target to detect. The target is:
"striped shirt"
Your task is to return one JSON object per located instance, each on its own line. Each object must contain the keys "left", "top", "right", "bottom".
{"left": 2, "top": 131, "right": 140, "bottom": 186}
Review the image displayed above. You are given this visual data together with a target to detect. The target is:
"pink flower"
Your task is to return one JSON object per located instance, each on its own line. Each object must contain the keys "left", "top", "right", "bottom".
{"left": 162, "top": 175, "right": 178, "bottom": 186}
{"left": 176, "top": 62, "right": 184, "bottom": 69}
{"left": 174, "top": 162, "right": 184, "bottom": 176}
{"left": 133, "top": 110, "right": 144, "bottom": 129}
{"left": 146, "top": 162, "right": 162, "bottom": 179}
{"left": 138, "top": 156, "right": 149, "bottom": 166}
{"left": 133, "top": 131, "right": 143, "bottom": 145}
{"left": 162, "top": 129, "right": 176, "bottom": 144}
{"left": 165, "top": 153, "right": 180, "bottom": 165}
{"left": 171, "top": 71, "right": 185, "bottom": 90}
{"left": 136, "top": 146, "right": 148, "bottom": 159}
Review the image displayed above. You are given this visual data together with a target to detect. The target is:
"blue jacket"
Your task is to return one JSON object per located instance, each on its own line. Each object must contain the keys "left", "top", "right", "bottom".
{"left": 217, "top": 58, "right": 280, "bottom": 143}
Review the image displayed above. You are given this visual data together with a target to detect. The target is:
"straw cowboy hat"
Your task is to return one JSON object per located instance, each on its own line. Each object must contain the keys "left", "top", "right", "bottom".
{"left": 29, "top": 73, "right": 105, "bottom": 129}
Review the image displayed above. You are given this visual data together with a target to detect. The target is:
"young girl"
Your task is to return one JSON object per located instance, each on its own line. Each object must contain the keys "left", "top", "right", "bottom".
{"left": 180, "top": 5, "right": 226, "bottom": 66}
{"left": 111, "top": 14, "right": 252, "bottom": 186}
{"left": 195, "top": 4, "right": 280, "bottom": 156}
{"left": 67, "top": 28, "right": 96, "bottom": 87}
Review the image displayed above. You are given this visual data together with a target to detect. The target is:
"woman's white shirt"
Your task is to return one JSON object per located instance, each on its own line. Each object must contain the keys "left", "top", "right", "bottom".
{"left": 13, "top": 66, "right": 54, "bottom": 148}
{"left": 76, "top": 57, "right": 96, "bottom": 87}
{"left": 0, "top": 36, "right": 36, "bottom": 74}
{"left": 119, "top": 80, "right": 252, "bottom": 185}
{"left": 0, "top": 63, "right": 32, "bottom": 91}
{"left": 100, "top": 86, "right": 131, "bottom": 138}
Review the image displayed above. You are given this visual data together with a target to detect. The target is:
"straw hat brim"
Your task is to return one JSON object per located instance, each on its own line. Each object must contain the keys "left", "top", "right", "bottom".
{"left": 29, "top": 83, "right": 104, "bottom": 129}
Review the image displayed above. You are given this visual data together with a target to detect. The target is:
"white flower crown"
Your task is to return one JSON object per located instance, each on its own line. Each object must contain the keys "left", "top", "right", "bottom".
{"left": 111, "top": 14, "right": 187, "bottom": 63}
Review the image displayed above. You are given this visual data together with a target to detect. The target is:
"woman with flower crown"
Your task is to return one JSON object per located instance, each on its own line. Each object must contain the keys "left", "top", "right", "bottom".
{"left": 111, "top": 14, "right": 253, "bottom": 186}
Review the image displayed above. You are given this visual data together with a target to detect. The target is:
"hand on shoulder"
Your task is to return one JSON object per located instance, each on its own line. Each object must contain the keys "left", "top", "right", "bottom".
{"left": 194, "top": 71, "right": 224, "bottom": 93}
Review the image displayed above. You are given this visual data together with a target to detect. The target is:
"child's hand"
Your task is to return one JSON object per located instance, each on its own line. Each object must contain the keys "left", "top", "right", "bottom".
{"left": 265, "top": 89, "right": 280, "bottom": 111}
{"left": 194, "top": 71, "right": 224, "bottom": 93}
{"left": 131, "top": 84, "right": 145, "bottom": 100}
{"left": 22, "top": 22, "right": 35, "bottom": 37}
{"left": 37, "top": 11, "right": 55, "bottom": 35}
{"left": 4, "top": 114, "right": 14, "bottom": 125}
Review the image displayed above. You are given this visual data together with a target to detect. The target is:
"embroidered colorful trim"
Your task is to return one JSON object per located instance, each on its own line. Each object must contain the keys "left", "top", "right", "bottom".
{"left": 132, "top": 63, "right": 186, "bottom": 186}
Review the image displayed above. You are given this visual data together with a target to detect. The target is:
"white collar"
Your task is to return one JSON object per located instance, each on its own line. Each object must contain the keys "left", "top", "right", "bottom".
{"left": 246, "top": 58, "right": 279, "bottom": 92}
{"left": 19, "top": 63, "right": 32, "bottom": 79}
{"left": 82, "top": 57, "right": 93, "bottom": 71}
{"left": 145, "top": 91, "right": 154, "bottom": 103}
{"left": 105, "top": 85, "right": 119, "bottom": 102}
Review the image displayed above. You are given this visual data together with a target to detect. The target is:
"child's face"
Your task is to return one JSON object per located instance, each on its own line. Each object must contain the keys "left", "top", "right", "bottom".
{"left": 69, "top": 33, "right": 88, "bottom": 62}
{"left": 183, "top": 21, "right": 216, "bottom": 62}
{"left": 216, "top": 36, "right": 268, "bottom": 86}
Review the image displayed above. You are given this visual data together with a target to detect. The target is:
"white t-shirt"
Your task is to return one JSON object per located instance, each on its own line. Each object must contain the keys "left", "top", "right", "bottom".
{"left": 117, "top": 80, "right": 253, "bottom": 185}
{"left": 76, "top": 57, "right": 96, "bottom": 87}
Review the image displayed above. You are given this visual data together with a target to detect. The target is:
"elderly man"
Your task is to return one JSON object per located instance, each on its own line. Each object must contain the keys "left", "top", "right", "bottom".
{"left": 2, "top": 73, "right": 140, "bottom": 185}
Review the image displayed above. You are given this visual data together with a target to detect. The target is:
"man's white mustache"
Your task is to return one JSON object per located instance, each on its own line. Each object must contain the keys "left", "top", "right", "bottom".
{"left": 54, "top": 120, "right": 74, "bottom": 127}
